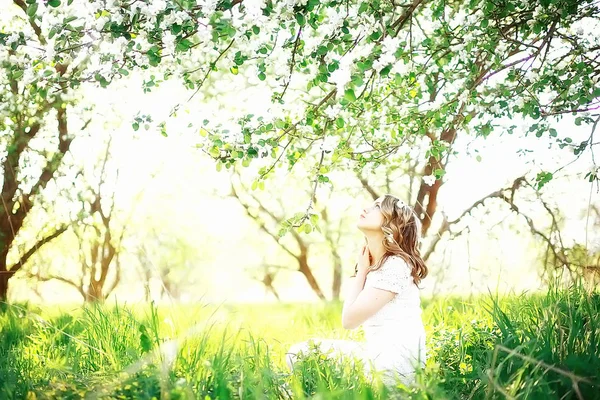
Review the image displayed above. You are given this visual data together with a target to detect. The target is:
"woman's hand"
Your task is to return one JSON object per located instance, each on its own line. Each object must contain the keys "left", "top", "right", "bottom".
{"left": 356, "top": 245, "right": 373, "bottom": 276}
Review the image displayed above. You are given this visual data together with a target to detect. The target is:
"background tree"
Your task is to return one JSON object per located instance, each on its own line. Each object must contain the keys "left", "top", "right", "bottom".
{"left": 0, "top": 1, "right": 101, "bottom": 301}
{"left": 230, "top": 168, "right": 358, "bottom": 301}
{"left": 134, "top": 228, "right": 203, "bottom": 303}
{"left": 26, "top": 140, "right": 131, "bottom": 303}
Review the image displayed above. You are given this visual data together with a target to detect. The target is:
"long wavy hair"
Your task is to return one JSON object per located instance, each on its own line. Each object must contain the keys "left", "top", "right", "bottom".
{"left": 369, "top": 194, "right": 428, "bottom": 286}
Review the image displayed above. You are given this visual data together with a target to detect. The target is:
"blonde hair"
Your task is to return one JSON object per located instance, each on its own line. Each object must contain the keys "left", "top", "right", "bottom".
{"left": 370, "top": 194, "right": 428, "bottom": 286}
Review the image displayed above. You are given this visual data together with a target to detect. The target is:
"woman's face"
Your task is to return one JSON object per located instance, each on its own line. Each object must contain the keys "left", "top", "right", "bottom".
{"left": 357, "top": 196, "right": 385, "bottom": 232}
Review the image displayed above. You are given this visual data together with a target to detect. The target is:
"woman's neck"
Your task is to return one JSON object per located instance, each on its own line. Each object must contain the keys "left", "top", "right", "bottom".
{"left": 365, "top": 233, "right": 386, "bottom": 265}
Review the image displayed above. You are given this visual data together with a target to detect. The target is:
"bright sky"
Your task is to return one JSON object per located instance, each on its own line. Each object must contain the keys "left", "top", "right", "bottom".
{"left": 32, "top": 72, "right": 591, "bottom": 304}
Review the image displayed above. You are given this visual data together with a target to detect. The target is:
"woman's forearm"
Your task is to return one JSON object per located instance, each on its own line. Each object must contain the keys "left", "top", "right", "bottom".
{"left": 341, "top": 272, "right": 367, "bottom": 322}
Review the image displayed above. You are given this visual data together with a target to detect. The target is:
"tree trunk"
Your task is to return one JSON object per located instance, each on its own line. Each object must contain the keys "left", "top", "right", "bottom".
{"left": 84, "top": 278, "right": 106, "bottom": 303}
{"left": 331, "top": 251, "right": 342, "bottom": 301}
{"left": 298, "top": 254, "right": 326, "bottom": 301}
{"left": 0, "top": 248, "right": 12, "bottom": 302}
{"left": 0, "top": 106, "right": 74, "bottom": 302}
{"left": 0, "top": 273, "right": 9, "bottom": 302}
{"left": 414, "top": 128, "right": 459, "bottom": 235}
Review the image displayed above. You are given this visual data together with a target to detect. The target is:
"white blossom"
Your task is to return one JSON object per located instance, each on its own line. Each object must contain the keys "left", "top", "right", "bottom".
{"left": 466, "top": 13, "right": 480, "bottom": 26}
{"left": 5, "top": 33, "right": 20, "bottom": 46}
{"left": 391, "top": 59, "right": 411, "bottom": 75}
{"left": 330, "top": 65, "right": 351, "bottom": 94}
{"left": 162, "top": 32, "right": 177, "bottom": 56}
{"left": 373, "top": 52, "right": 395, "bottom": 72}
{"left": 320, "top": 135, "right": 340, "bottom": 152}
{"left": 423, "top": 174, "right": 436, "bottom": 186}
{"left": 529, "top": 70, "right": 539, "bottom": 81}
{"left": 95, "top": 16, "right": 109, "bottom": 31}
{"left": 381, "top": 35, "right": 401, "bottom": 55}
{"left": 453, "top": 11, "right": 467, "bottom": 28}
{"left": 243, "top": 0, "right": 265, "bottom": 19}
{"left": 148, "top": 0, "right": 167, "bottom": 15}
{"left": 490, "top": 103, "right": 502, "bottom": 114}
{"left": 430, "top": 19, "right": 443, "bottom": 32}
{"left": 324, "top": 104, "right": 342, "bottom": 119}
{"left": 112, "top": 12, "right": 124, "bottom": 25}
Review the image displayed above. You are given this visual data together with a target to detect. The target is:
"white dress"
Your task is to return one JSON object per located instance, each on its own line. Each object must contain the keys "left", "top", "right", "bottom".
{"left": 286, "top": 255, "right": 427, "bottom": 386}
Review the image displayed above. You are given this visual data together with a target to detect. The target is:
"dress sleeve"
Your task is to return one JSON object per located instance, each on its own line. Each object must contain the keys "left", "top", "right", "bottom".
{"left": 367, "top": 256, "right": 413, "bottom": 294}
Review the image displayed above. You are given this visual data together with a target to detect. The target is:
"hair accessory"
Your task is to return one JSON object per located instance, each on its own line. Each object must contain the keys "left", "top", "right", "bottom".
{"left": 395, "top": 199, "right": 407, "bottom": 208}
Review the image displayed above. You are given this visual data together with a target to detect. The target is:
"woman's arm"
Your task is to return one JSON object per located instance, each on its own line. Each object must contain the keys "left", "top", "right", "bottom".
{"left": 341, "top": 271, "right": 395, "bottom": 329}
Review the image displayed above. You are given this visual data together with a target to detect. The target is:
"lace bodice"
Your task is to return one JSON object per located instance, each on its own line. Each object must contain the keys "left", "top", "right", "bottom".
{"left": 362, "top": 255, "right": 423, "bottom": 328}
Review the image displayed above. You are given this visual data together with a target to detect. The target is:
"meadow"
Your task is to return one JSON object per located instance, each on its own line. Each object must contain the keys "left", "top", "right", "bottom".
{"left": 1, "top": 284, "right": 599, "bottom": 399}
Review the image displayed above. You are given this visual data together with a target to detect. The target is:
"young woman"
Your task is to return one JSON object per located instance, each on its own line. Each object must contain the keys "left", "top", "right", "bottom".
{"left": 285, "top": 194, "right": 428, "bottom": 386}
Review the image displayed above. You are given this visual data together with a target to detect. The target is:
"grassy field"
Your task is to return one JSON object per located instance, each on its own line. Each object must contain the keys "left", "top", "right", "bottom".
{"left": 1, "top": 285, "right": 599, "bottom": 399}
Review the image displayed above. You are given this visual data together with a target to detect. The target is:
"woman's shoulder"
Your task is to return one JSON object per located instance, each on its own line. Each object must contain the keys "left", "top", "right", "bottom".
{"left": 366, "top": 254, "right": 416, "bottom": 293}
{"left": 369, "top": 255, "right": 412, "bottom": 281}
{"left": 381, "top": 255, "right": 412, "bottom": 273}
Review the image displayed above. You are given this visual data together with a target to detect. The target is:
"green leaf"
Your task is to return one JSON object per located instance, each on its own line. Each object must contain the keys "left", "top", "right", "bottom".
{"left": 139, "top": 325, "right": 152, "bottom": 353}
{"left": 380, "top": 65, "right": 392, "bottom": 77}
{"left": 230, "top": 66, "right": 238, "bottom": 75}
{"left": 310, "top": 214, "right": 319, "bottom": 224}
{"left": 176, "top": 38, "right": 193, "bottom": 52}
{"left": 295, "top": 13, "right": 305, "bottom": 26}
{"left": 48, "top": 0, "right": 60, "bottom": 7}
{"left": 344, "top": 89, "right": 356, "bottom": 102}
{"left": 26, "top": 3, "right": 38, "bottom": 17}
{"left": 535, "top": 171, "right": 553, "bottom": 189}
{"left": 433, "top": 169, "right": 446, "bottom": 179}
{"left": 209, "top": 147, "right": 220, "bottom": 158}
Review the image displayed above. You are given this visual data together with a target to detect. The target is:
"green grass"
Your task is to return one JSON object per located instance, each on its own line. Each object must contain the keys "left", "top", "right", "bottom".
{"left": 1, "top": 285, "right": 599, "bottom": 399}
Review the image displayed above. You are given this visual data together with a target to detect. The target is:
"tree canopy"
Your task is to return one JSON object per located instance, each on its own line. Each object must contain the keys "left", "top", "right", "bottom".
{"left": 2, "top": 0, "right": 599, "bottom": 232}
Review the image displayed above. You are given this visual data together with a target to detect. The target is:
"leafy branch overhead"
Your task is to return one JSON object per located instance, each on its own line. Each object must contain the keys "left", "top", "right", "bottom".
{"left": 2, "top": 0, "right": 598, "bottom": 184}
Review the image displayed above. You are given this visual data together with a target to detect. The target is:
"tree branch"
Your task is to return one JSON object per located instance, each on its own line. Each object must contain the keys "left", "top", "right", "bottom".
{"left": 8, "top": 226, "right": 69, "bottom": 275}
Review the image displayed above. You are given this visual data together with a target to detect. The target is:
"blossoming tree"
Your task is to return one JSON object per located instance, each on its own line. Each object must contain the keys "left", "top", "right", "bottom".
{"left": 1, "top": 0, "right": 599, "bottom": 299}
